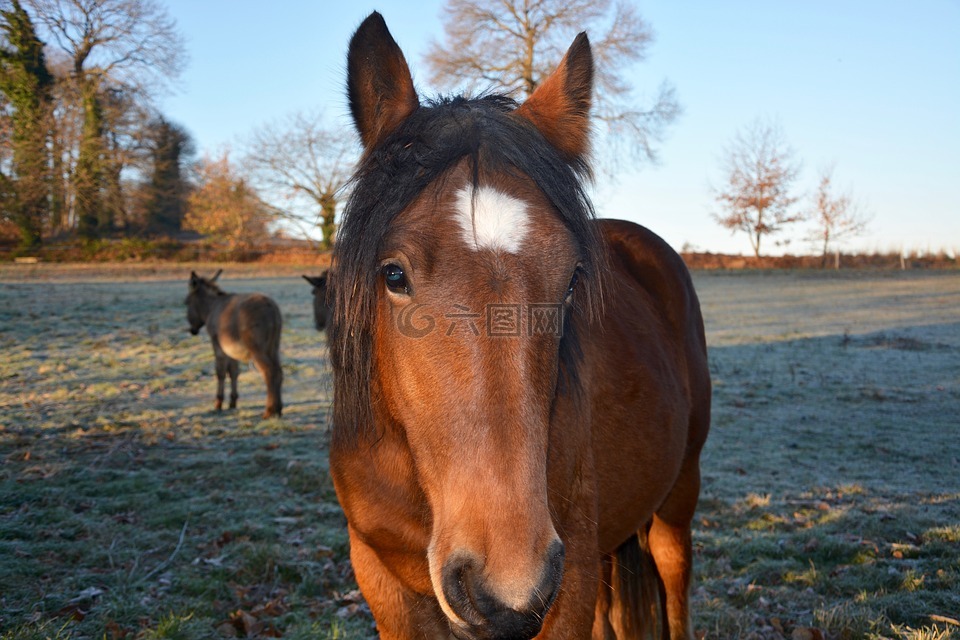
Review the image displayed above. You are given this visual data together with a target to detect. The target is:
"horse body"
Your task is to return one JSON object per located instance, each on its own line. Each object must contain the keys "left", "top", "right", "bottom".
{"left": 329, "top": 13, "right": 710, "bottom": 639}
{"left": 585, "top": 220, "right": 711, "bottom": 638}
{"left": 185, "top": 271, "right": 283, "bottom": 418}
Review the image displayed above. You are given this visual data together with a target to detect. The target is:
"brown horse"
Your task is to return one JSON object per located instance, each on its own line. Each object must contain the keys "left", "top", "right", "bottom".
{"left": 302, "top": 272, "right": 331, "bottom": 332}
{"left": 328, "top": 12, "right": 710, "bottom": 640}
{"left": 185, "top": 270, "right": 283, "bottom": 418}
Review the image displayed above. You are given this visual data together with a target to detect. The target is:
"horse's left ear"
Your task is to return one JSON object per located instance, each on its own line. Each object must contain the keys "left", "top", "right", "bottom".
{"left": 210, "top": 269, "right": 223, "bottom": 283}
{"left": 515, "top": 32, "right": 593, "bottom": 163}
{"left": 347, "top": 12, "right": 419, "bottom": 152}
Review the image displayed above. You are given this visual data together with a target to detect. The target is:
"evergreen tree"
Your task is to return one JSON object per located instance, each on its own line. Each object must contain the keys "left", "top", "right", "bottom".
{"left": 144, "top": 116, "right": 193, "bottom": 233}
{"left": 0, "top": 0, "right": 53, "bottom": 249}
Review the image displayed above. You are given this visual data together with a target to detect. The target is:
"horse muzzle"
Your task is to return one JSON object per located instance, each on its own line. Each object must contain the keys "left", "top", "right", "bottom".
{"left": 441, "top": 539, "right": 564, "bottom": 640}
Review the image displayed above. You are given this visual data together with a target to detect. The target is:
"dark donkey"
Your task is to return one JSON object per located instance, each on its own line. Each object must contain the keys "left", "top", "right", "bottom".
{"left": 329, "top": 13, "right": 710, "bottom": 640}
{"left": 185, "top": 270, "right": 283, "bottom": 418}
{"left": 302, "top": 271, "right": 332, "bottom": 332}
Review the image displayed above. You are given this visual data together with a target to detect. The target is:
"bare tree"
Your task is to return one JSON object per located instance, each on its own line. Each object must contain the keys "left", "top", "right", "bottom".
{"left": 25, "top": 0, "right": 185, "bottom": 237}
{"left": 243, "top": 110, "right": 358, "bottom": 249}
{"left": 712, "top": 119, "right": 803, "bottom": 257}
{"left": 807, "top": 166, "right": 870, "bottom": 267}
{"left": 424, "top": 0, "right": 680, "bottom": 166}
{"left": 25, "top": 0, "right": 184, "bottom": 91}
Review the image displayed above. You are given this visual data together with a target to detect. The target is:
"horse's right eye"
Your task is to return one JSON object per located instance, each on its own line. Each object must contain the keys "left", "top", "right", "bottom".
{"left": 382, "top": 264, "right": 409, "bottom": 294}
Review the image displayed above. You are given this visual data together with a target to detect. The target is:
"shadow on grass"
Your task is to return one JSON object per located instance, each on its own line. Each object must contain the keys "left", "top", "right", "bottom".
{"left": 0, "top": 412, "right": 374, "bottom": 639}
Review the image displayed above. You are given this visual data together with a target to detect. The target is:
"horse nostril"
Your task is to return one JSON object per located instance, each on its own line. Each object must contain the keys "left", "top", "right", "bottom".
{"left": 441, "top": 555, "right": 485, "bottom": 628}
{"left": 539, "top": 539, "right": 565, "bottom": 612}
{"left": 440, "top": 544, "right": 565, "bottom": 640}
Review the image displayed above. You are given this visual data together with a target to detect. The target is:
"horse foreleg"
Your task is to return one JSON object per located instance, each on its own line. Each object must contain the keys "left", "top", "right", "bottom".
{"left": 228, "top": 359, "right": 239, "bottom": 409}
{"left": 533, "top": 511, "right": 600, "bottom": 639}
{"left": 348, "top": 528, "right": 449, "bottom": 639}
{"left": 591, "top": 553, "right": 617, "bottom": 640}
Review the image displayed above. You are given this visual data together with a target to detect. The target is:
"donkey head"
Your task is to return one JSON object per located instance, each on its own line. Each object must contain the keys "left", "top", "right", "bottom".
{"left": 185, "top": 269, "right": 223, "bottom": 335}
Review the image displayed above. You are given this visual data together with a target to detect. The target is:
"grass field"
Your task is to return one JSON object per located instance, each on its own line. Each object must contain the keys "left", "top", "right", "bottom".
{"left": 1, "top": 264, "right": 958, "bottom": 639}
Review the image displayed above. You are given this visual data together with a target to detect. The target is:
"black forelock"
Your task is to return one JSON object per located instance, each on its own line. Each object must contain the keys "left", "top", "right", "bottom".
{"left": 329, "top": 93, "right": 603, "bottom": 445}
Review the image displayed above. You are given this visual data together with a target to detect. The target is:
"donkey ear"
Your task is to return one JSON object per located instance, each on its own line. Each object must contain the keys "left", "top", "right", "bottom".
{"left": 514, "top": 32, "right": 593, "bottom": 163}
{"left": 347, "top": 12, "right": 419, "bottom": 151}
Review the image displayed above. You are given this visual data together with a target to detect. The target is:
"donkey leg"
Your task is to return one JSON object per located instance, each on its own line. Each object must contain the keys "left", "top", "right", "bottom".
{"left": 228, "top": 359, "right": 239, "bottom": 409}
{"left": 648, "top": 461, "right": 701, "bottom": 640}
{"left": 214, "top": 355, "right": 227, "bottom": 412}
{"left": 253, "top": 354, "right": 282, "bottom": 418}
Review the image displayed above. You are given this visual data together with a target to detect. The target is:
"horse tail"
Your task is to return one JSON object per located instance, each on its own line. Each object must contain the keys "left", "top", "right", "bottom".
{"left": 611, "top": 528, "right": 662, "bottom": 639}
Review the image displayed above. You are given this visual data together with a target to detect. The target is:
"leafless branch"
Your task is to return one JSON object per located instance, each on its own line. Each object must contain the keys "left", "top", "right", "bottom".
{"left": 424, "top": 0, "right": 678, "bottom": 166}
{"left": 242, "top": 110, "right": 359, "bottom": 247}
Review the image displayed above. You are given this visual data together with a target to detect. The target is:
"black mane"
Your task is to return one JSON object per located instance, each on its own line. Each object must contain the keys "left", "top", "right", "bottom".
{"left": 330, "top": 94, "right": 603, "bottom": 443}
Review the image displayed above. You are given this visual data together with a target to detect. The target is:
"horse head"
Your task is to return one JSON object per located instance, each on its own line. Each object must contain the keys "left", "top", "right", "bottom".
{"left": 331, "top": 13, "right": 603, "bottom": 639}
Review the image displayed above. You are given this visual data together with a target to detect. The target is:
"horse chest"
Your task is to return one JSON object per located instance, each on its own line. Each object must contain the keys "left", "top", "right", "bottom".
{"left": 331, "top": 440, "right": 432, "bottom": 579}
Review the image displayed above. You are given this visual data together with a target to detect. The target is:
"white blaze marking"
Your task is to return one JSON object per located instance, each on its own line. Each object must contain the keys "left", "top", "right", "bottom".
{"left": 454, "top": 185, "right": 529, "bottom": 253}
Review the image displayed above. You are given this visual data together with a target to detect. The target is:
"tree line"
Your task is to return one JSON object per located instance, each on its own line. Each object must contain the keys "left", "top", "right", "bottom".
{"left": 0, "top": 0, "right": 356, "bottom": 253}
{"left": 0, "top": 0, "right": 191, "bottom": 248}
{"left": 712, "top": 118, "right": 870, "bottom": 261}
{"left": 2, "top": 0, "right": 682, "bottom": 256}
{"left": 7, "top": 0, "right": 860, "bottom": 261}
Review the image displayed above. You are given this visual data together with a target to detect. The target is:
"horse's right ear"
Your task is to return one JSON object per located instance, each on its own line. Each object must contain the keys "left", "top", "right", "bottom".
{"left": 303, "top": 275, "right": 320, "bottom": 287}
{"left": 190, "top": 271, "right": 199, "bottom": 287}
{"left": 347, "top": 12, "right": 419, "bottom": 152}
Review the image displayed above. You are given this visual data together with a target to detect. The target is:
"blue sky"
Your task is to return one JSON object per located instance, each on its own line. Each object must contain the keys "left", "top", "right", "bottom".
{"left": 161, "top": 1, "right": 960, "bottom": 255}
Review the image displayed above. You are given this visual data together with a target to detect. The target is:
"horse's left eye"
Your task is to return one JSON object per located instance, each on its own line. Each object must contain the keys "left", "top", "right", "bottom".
{"left": 382, "top": 263, "right": 409, "bottom": 294}
{"left": 565, "top": 270, "right": 580, "bottom": 303}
